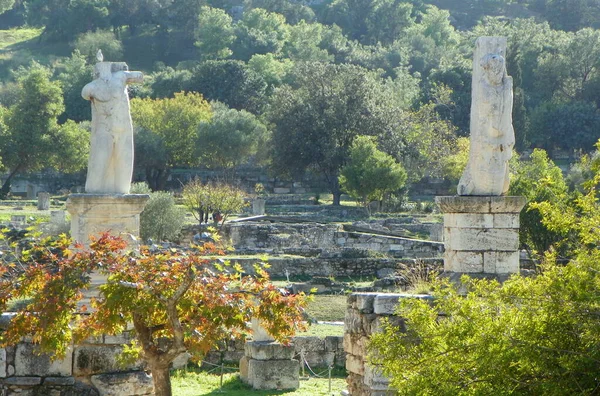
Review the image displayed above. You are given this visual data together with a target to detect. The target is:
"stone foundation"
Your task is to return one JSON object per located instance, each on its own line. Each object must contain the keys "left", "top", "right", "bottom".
{"left": 66, "top": 194, "right": 149, "bottom": 246}
{"left": 344, "top": 293, "right": 432, "bottom": 396}
{"left": 0, "top": 324, "right": 152, "bottom": 396}
{"left": 436, "top": 196, "right": 526, "bottom": 275}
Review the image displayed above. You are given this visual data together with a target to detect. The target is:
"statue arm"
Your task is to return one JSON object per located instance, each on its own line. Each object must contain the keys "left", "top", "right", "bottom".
{"left": 125, "top": 71, "right": 143, "bottom": 84}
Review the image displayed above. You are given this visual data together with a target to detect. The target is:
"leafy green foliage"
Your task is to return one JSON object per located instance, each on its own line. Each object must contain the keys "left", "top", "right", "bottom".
{"left": 72, "top": 29, "right": 123, "bottom": 63}
{"left": 0, "top": 232, "right": 308, "bottom": 396}
{"left": 182, "top": 179, "right": 248, "bottom": 226}
{"left": 131, "top": 92, "right": 212, "bottom": 190}
{"left": 140, "top": 191, "right": 185, "bottom": 242}
{"left": 339, "top": 136, "right": 407, "bottom": 213}
{"left": 268, "top": 62, "right": 403, "bottom": 204}
{"left": 0, "top": 63, "right": 87, "bottom": 197}
{"left": 196, "top": 101, "right": 268, "bottom": 173}
{"left": 509, "top": 149, "right": 570, "bottom": 257}
{"left": 194, "top": 6, "right": 236, "bottom": 60}
{"left": 370, "top": 146, "right": 600, "bottom": 395}
{"left": 189, "top": 60, "right": 267, "bottom": 113}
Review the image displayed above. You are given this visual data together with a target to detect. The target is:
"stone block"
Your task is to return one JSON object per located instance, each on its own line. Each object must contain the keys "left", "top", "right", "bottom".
{"left": 66, "top": 194, "right": 149, "bottom": 247}
{"left": 444, "top": 213, "right": 493, "bottom": 229}
{"left": 0, "top": 348, "right": 6, "bottom": 378}
{"left": 246, "top": 358, "right": 299, "bottom": 390}
{"left": 445, "top": 251, "right": 484, "bottom": 273}
{"left": 91, "top": 371, "right": 153, "bottom": 396}
{"left": 445, "top": 228, "right": 519, "bottom": 251}
{"left": 484, "top": 251, "right": 520, "bottom": 273}
{"left": 345, "top": 354, "right": 364, "bottom": 375}
{"left": 15, "top": 344, "right": 72, "bottom": 377}
{"left": 304, "top": 351, "right": 335, "bottom": 367}
{"left": 388, "top": 244, "right": 405, "bottom": 251}
{"left": 364, "top": 365, "right": 391, "bottom": 391}
{"left": 43, "top": 377, "right": 76, "bottom": 386}
{"left": 74, "top": 345, "right": 142, "bottom": 376}
{"left": 245, "top": 342, "right": 295, "bottom": 361}
{"left": 436, "top": 196, "right": 491, "bottom": 213}
{"left": 3, "top": 376, "right": 42, "bottom": 386}
{"left": 273, "top": 187, "right": 291, "bottom": 194}
{"left": 239, "top": 355, "right": 250, "bottom": 383}
{"left": 294, "top": 336, "right": 325, "bottom": 353}
{"left": 324, "top": 336, "right": 343, "bottom": 352}
{"left": 492, "top": 213, "right": 520, "bottom": 228}
{"left": 490, "top": 196, "right": 527, "bottom": 213}
{"left": 373, "top": 294, "right": 401, "bottom": 315}
{"left": 356, "top": 293, "right": 378, "bottom": 313}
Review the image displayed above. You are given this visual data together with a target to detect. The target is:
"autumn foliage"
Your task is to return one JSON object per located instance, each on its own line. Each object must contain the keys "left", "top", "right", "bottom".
{"left": 0, "top": 232, "right": 308, "bottom": 396}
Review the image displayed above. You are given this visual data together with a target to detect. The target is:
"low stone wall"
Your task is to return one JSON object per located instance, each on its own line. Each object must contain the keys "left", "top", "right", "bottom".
{"left": 344, "top": 293, "right": 432, "bottom": 396}
{"left": 336, "top": 232, "right": 443, "bottom": 258}
{"left": 204, "top": 335, "right": 345, "bottom": 369}
{"left": 233, "top": 257, "right": 443, "bottom": 278}
{"left": 223, "top": 222, "right": 341, "bottom": 251}
{"left": 0, "top": 318, "right": 344, "bottom": 396}
{"left": 0, "top": 328, "right": 152, "bottom": 396}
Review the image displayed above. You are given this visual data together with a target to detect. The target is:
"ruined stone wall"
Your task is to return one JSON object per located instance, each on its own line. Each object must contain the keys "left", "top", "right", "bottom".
{"left": 233, "top": 257, "right": 443, "bottom": 278}
{"left": 0, "top": 326, "right": 153, "bottom": 396}
{"left": 0, "top": 320, "right": 344, "bottom": 396}
{"left": 344, "top": 293, "right": 432, "bottom": 396}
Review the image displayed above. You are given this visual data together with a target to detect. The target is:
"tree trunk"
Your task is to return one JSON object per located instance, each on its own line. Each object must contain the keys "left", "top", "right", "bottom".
{"left": 332, "top": 191, "right": 342, "bottom": 206}
{"left": 146, "top": 168, "right": 171, "bottom": 191}
{"left": 0, "top": 165, "right": 22, "bottom": 200}
{"left": 150, "top": 365, "right": 172, "bottom": 396}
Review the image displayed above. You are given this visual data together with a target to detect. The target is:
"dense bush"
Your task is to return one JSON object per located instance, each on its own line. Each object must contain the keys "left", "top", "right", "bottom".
{"left": 139, "top": 191, "right": 185, "bottom": 242}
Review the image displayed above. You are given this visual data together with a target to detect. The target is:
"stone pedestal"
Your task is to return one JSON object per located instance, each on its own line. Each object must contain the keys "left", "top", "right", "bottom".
{"left": 239, "top": 342, "right": 299, "bottom": 390}
{"left": 252, "top": 199, "right": 266, "bottom": 215}
{"left": 436, "top": 196, "right": 526, "bottom": 275}
{"left": 37, "top": 192, "right": 50, "bottom": 210}
{"left": 66, "top": 194, "right": 149, "bottom": 246}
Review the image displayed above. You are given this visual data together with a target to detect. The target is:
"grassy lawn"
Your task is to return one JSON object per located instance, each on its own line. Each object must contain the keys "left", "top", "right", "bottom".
{"left": 172, "top": 369, "right": 347, "bottom": 396}
{"left": 304, "top": 295, "right": 347, "bottom": 322}
{"left": 297, "top": 323, "right": 344, "bottom": 337}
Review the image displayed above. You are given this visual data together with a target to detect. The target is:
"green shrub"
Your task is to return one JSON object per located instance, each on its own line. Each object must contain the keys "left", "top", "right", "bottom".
{"left": 140, "top": 192, "right": 185, "bottom": 242}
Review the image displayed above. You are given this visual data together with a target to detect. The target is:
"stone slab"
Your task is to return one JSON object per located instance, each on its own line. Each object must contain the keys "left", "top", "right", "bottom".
{"left": 246, "top": 358, "right": 299, "bottom": 390}
{"left": 484, "top": 251, "right": 520, "bottom": 273}
{"left": 445, "top": 228, "right": 519, "bottom": 251}
{"left": 3, "top": 376, "right": 42, "bottom": 386}
{"left": 15, "top": 344, "right": 72, "bottom": 377}
{"left": 245, "top": 341, "right": 295, "bottom": 361}
{"left": 66, "top": 193, "right": 149, "bottom": 246}
{"left": 74, "top": 345, "right": 142, "bottom": 376}
{"left": 444, "top": 213, "right": 494, "bottom": 229}
{"left": 436, "top": 196, "right": 526, "bottom": 214}
{"left": 91, "top": 371, "right": 153, "bottom": 396}
{"left": 444, "top": 251, "right": 484, "bottom": 273}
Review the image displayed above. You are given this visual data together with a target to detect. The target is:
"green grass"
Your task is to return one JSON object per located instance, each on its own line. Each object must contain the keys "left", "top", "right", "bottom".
{"left": 171, "top": 369, "right": 347, "bottom": 395}
{"left": 305, "top": 295, "right": 347, "bottom": 322}
{"left": 0, "top": 28, "right": 42, "bottom": 49}
{"left": 297, "top": 323, "right": 344, "bottom": 337}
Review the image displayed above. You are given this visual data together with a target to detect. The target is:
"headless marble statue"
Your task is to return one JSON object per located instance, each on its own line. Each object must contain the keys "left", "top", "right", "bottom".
{"left": 458, "top": 37, "right": 514, "bottom": 196}
{"left": 82, "top": 50, "right": 143, "bottom": 194}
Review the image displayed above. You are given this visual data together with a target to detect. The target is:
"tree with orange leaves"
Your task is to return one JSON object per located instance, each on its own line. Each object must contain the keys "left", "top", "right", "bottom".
{"left": 0, "top": 232, "right": 308, "bottom": 396}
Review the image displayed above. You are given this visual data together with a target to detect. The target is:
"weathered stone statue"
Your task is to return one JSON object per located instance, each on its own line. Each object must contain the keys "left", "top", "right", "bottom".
{"left": 458, "top": 37, "right": 514, "bottom": 196}
{"left": 82, "top": 50, "right": 143, "bottom": 194}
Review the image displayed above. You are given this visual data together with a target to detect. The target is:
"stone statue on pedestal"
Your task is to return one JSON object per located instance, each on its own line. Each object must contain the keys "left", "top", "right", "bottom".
{"left": 67, "top": 50, "right": 148, "bottom": 247}
{"left": 81, "top": 50, "right": 143, "bottom": 194}
{"left": 458, "top": 37, "right": 514, "bottom": 196}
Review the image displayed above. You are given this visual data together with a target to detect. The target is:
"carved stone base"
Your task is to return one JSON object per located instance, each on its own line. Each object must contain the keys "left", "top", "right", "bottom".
{"left": 66, "top": 194, "right": 149, "bottom": 246}
{"left": 240, "top": 342, "right": 299, "bottom": 390}
{"left": 436, "top": 196, "right": 526, "bottom": 275}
